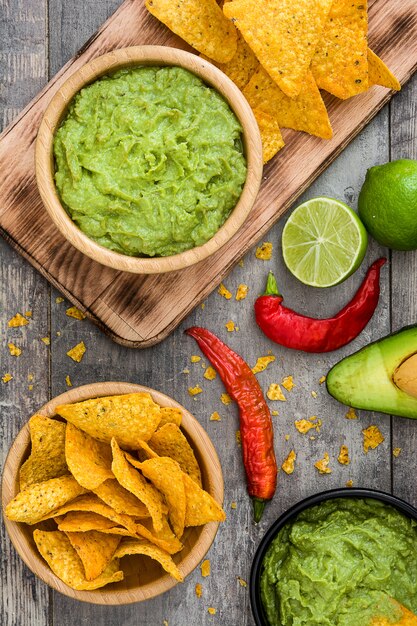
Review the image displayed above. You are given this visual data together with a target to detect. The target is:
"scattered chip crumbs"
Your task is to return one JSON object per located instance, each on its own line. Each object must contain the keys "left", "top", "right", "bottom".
{"left": 41, "top": 337, "right": 51, "bottom": 346}
{"left": 204, "top": 366, "right": 217, "bottom": 380}
{"left": 8, "top": 343, "right": 22, "bottom": 357}
{"left": 319, "top": 376, "right": 326, "bottom": 384}
{"left": 255, "top": 242, "right": 273, "bottom": 260}
{"left": 201, "top": 559, "right": 211, "bottom": 577}
{"left": 66, "top": 306, "right": 86, "bottom": 320}
{"left": 345, "top": 407, "right": 358, "bottom": 420}
{"left": 218, "top": 283, "right": 232, "bottom": 299}
{"left": 208, "top": 608, "right": 216, "bottom": 616}
{"left": 346, "top": 479, "right": 354, "bottom": 488}
{"left": 237, "top": 576, "right": 247, "bottom": 588}
{"left": 28, "top": 373, "right": 34, "bottom": 382}
{"left": 281, "top": 450, "right": 296, "bottom": 475}
{"left": 231, "top": 501, "right": 237, "bottom": 509}
{"left": 66, "top": 341, "right": 86, "bottom": 363}
{"left": 188, "top": 385, "right": 203, "bottom": 396}
{"left": 65, "top": 375, "right": 72, "bottom": 388}
{"left": 210, "top": 412, "right": 221, "bottom": 422}
{"left": 8, "top": 313, "right": 29, "bottom": 328}
{"left": 362, "top": 425, "right": 384, "bottom": 453}
{"left": 267, "top": 383, "right": 286, "bottom": 402}
{"left": 182, "top": 368, "right": 190, "bottom": 374}
{"left": 281, "top": 376, "right": 295, "bottom": 392}
{"left": 311, "top": 391, "right": 318, "bottom": 398}
{"left": 56, "top": 296, "right": 65, "bottom": 304}
{"left": 285, "top": 434, "right": 290, "bottom": 441}
{"left": 236, "top": 430, "right": 241, "bottom": 445}
{"left": 393, "top": 447, "right": 402, "bottom": 458}
{"left": 271, "top": 410, "right": 279, "bottom": 417}
{"left": 195, "top": 582, "right": 203, "bottom": 598}
{"left": 295, "top": 418, "right": 318, "bottom": 434}
{"left": 2, "top": 373, "right": 13, "bottom": 383}
{"left": 191, "top": 355, "right": 201, "bottom": 363}
{"left": 225, "top": 320, "right": 236, "bottom": 332}
{"left": 314, "top": 452, "right": 332, "bottom": 474}
{"left": 235, "top": 284, "right": 248, "bottom": 301}
{"left": 252, "top": 355, "right": 275, "bottom": 374}
{"left": 338, "top": 445, "right": 350, "bottom": 465}
{"left": 221, "top": 393, "right": 232, "bottom": 405}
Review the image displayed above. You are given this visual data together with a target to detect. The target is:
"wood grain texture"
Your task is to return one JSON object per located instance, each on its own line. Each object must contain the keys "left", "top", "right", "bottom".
{"left": 0, "top": 0, "right": 416, "bottom": 346}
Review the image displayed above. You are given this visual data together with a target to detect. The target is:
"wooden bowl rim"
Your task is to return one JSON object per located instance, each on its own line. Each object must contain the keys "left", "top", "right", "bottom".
{"left": 35, "top": 45, "right": 263, "bottom": 274}
{"left": 1, "top": 381, "right": 224, "bottom": 604}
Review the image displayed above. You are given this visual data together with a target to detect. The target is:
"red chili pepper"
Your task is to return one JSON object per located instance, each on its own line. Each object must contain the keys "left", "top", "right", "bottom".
{"left": 255, "top": 258, "right": 386, "bottom": 353}
{"left": 185, "top": 327, "right": 277, "bottom": 523}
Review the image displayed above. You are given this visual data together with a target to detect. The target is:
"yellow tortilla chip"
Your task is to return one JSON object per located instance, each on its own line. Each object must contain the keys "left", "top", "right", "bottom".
{"left": 201, "top": 33, "right": 259, "bottom": 90}
{"left": 65, "top": 423, "right": 113, "bottom": 490}
{"left": 5, "top": 476, "right": 87, "bottom": 524}
{"left": 243, "top": 67, "right": 332, "bottom": 139}
{"left": 362, "top": 425, "right": 384, "bottom": 452}
{"left": 223, "top": 0, "right": 333, "bottom": 98}
{"left": 183, "top": 473, "right": 226, "bottom": 526}
{"left": 368, "top": 48, "right": 401, "bottom": 91}
{"left": 66, "top": 341, "right": 86, "bottom": 362}
{"left": 115, "top": 538, "right": 183, "bottom": 582}
{"left": 65, "top": 531, "right": 121, "bottom": 581}
{"left": 111, "top": 438, "right": 165, "bottom": 532}
{"left": 159, "top": 406, "right": 182, "bottom": 428}
{"left": 19, "top": 415, "right": 68, "bottom": 490}
{"left": 55, "top": 393, "right": 161, "bottom": 448}
{"left": 33, "top": 530, "right": 123, "bottom": 590}
{"left": 93, "top": 479, "right": 151, "bottom": 518}
{"left": 129, "top": 441, "right": 159, "bottom": 463}
{"left": 281, "top": 450, "right": 296, "bottom": 475}
{"left": 252, "top": 355, "right": 275, "bottom": 373}
{"left": 311, "top": 0, "right": 368, "bottom": 99}
{"left": 145, "top": 0, "right": 237, "bottom": 64}
{"left": 135, "top": 516, "right": 183, "bottom": 555}
{"left": 252, "top": 109, "right": 285, "bottom": 164}
{"left": 57, "top": 511, "right": 120, "bottom": 532}
{"left": 149, "top": 423, "right": 202, "bottom": 487}
{"left": 8, "top": 312, "right": 29, "bottom": 327}
{"left": 65, "top": 306, "right": 86, "bottom": 320}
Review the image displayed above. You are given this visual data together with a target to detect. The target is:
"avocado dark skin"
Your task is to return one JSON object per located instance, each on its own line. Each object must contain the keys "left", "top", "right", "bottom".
{"left": 326, "top": 325, "right": 417, "bottom": 419}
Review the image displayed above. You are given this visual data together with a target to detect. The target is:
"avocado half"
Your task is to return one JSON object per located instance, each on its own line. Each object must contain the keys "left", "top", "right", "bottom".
{"left": 327, "top": 326, "right": 417, "bottom": 418}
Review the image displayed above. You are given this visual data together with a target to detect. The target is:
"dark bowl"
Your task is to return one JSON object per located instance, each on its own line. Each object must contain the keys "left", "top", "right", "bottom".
{"left": 250, "top": 488, "right": 417, "bottom": 626}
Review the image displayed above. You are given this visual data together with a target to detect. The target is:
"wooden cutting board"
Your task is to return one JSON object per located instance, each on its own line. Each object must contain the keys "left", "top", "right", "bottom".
{"left": 1, "top": 0, "right": 416, "bottom": 348}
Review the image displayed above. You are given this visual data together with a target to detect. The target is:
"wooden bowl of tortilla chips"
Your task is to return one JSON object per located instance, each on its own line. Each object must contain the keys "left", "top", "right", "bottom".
{"left": 1, "top": 381, "right": 225, "bottom": 604}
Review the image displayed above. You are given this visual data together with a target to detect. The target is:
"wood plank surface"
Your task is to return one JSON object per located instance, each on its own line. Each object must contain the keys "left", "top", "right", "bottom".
{"left": 1, "top": 2, "right": 417, "bottom": 626}
{"left": 0, "top": 0, "right": 416, "bottom": 346}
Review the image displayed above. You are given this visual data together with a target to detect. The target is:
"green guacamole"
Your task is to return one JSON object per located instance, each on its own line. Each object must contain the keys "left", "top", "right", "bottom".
{"left": 260, "top": 498, "right": 417, "bottom": 626}
{"left": 53, "top": 66, "right": 247, "bottom": 257}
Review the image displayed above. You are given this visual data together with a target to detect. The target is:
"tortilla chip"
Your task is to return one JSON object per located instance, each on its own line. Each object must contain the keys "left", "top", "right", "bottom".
{"left": 57, "top": 511, "right": 119, "bottom": 532}
{"left": 128, "top": 441, "right": 159, "bottom": 463}
{"left": 183, "top": 473, "right": 226, "bottom": 526}
{"left": 65, "top": 423, "right": 113, "bottom": 490}
{"left": 149, "top": 423, "right": 202, "bottom": 487}
{"left": 368, "top": 48, "right": 401, "bottom": 91}
{"left": 65, "top": 531, "right": 121, "bottom": 580}
{"left": 145, "top": 0, "right": 237, "bottom": 64}
{"left": 159, "top": 407, "right": 183, "bottom": 428}
{"left": 111, "top": 439, "right": 165, "bottom": 532}
{"left": 223, "top": 0, "right": 333, "bottom": 98}
{"left": 115, "top": 538, "right": 183, "bottom": 582}
{"left": 19, "top": 415, "right": 68, "bottom": 490}
{"left": 201, "top": 32, "right": 259, "bottom": 90}
{"left": 139, "top": 457, "right": 186, "bottom": 538}
{"left": 311, "top": 0, "right": 368, "bottom": 99}
{"left": 93, "top": 479, "right": 151, "bottom": 518}
{"left": 55, "top": 393, "right": 161, "bottom": 448}
{"left": 252, "top": 108, "right": 285, "bottom": 163}
{"left": 243, "top": 67, "right": 332, "bottom": 139}
{"left": 135, "top": 516, "right": 183, "bottom": 555}
{"left": 33, "top": 530, "right": 123, "bottom": 590}
{"left": 5, "top": 476, "right": 87, "bottom": 524}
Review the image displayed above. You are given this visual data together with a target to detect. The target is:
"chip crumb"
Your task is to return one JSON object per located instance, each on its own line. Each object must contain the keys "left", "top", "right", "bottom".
{"left": 8, "top": 343, "right": 22, "bottom": 357}
{"left": 267, "top": 383, "right": 286, "bottom": 401}
{"left": 230, "top": 501, "right": 237, "bottom": 509}
{"left": 195, "top": 582, "right": 203, "bottom": 598}
{"left": 235, "top": 430, "right": 241, "bottom": 445}
{"left": 271, "top": 410, "right": 279, "bottom": 416}
{"left": 393, "top": 447, "right": 402, "bottom": 458}
{"left": 235, "top": 284, "right": 248, "bottom": 301}
{"left": 285, "top": 434, "right": 290, "bottom": 441}
{"left": 210, "top": 411, "right": 221, "bottom": 421}
{"left": 8, "top": 313, "right": 29, "bottom": 328}
{"left": 191, "top": 355, "right": 201, "bottom": 363}
{"left": 28, "top": 373, "right": 34, "bottom": 382}
{"left": 41, "top": 337, "right": 51, "bottom": 346}
{"left": 66, "top": 306, "right": 86, "bottom": 320}
{"left": 66, "top": 341, "right": 86, "bottom": 363}
{"left": 182, "top": 368, "right": 190, "bottom": 374}
{"left": 338, "top": 445, "right": 350, "bottom": 465}
{"left": 201, "top": 302, "right": 205, "bottom": 310}
{"left": 28, "top": 384, "right": 33, "bottom": 391}
{"left": 2, "top": 373, "right": 13, "bottom": 383}
{"left": 56, "top": 331, "right": 61, "bottom": 337}
{"left": 314, "top": 452, "right": 332, "bottom": 474}
{"left": 319, "top": 375, "right": 326, "bottom": 384}
{"left": 281, "top": 450, "right": 296, "bottom": 475}
{"left": 281, "top": 375, "right": 295, "bottom": 392}
{"left": 346, "top": 479, "right": 354, "bottom": 488}
{"left": 295, "top": 418, "right": 321, "bottom": 434}
{"left": 252, "top": 355, "right": 275, "bottom": 374}
{"left": 201, "top": 559, "right": 210, "bottom": 577}
{"left": 362, "top": 425, "right": 384, "bottom": 453}
{"left": 208, "top": 608, "right": 216, "bottom": 616}
{"left": 238, "top": 259, "right": 244, "bottom": 267}
{"left": 188, "top": 385, "right": 203, "bottom": 396}
{"left": 237, "top": 576, "right": 247, "bottom": 588}
{"left": 65, "top": 375, "right": 72, "bottom": 388}
{"left": 55, "top": 296, "right": 65, "bottom": 304}
{"left": 163, "top": 621, "right": 169, "bottom": 626}
{"left": 204, "top": 366, "right": 217, "bottom": 380}
{"left": 220, "top": 393, "right": 232, "bottom": 405}
{"left": 345, "top": 407, "right": 358, "bottom": 420}
{"left": 255, "top": 242, "right": 273, "bottom": 260}
{"left": 218, "top": 283, "right": 232, "bottom": 300}
{"left": 310, "top": 435, "right": 316, "bottom": 441}
{"left": 225, "top": 320, "right": 236, "bottom": 332}
{"left": 311, "top": 390, "right": 318, "bottom": 398}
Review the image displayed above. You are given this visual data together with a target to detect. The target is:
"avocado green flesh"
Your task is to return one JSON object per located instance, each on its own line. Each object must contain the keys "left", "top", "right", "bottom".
{"left": 260, "top": 498, "right": 417, "bottom": 626}
{"left": 326, "top": 326, "right": 417, "bottom": 418}
{"left": 53, "top": 66, "right": 247, "bottom": 257}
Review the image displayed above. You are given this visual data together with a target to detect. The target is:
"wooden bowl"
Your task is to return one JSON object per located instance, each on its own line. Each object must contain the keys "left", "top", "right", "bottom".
{"left": 1, "top": 382, "right": 224, "bottom": 604}
{"left": 35, "top": 45, "right": 263, "bottom": 274}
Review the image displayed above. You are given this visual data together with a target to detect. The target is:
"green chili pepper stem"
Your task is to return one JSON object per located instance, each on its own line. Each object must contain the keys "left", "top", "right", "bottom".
{"left": 264, "top": 272, "right": 281, "bottom": 297}
{"left": 252, "top": 497, "right": 266, "bottom": 523}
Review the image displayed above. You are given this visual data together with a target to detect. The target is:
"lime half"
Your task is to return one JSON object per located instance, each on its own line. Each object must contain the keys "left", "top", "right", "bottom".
{"left": 282, "top": 197, "right": 368, "bottom": 287}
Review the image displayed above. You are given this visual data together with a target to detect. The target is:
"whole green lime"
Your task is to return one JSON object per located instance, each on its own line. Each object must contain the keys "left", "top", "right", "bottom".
{"left": 358, "top": 159, "right": 417, "bottom": 250}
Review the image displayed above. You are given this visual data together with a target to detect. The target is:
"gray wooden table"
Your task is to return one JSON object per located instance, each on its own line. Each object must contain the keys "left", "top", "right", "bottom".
{"left": 1, "top": 2, "right": 417, "bottom": 625}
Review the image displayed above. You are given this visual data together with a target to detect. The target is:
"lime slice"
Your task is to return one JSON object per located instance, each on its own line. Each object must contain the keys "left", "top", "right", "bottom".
{"left": 282, "top": 197, "right": 368, "bottom": 288}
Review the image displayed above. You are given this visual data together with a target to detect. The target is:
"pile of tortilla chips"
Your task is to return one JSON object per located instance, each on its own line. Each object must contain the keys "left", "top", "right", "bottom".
{"left": 145, "top": 0, "right": 400, "bottom": 163}
{"left": 6, "top": 393, "right": 226, "bottom": 591}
